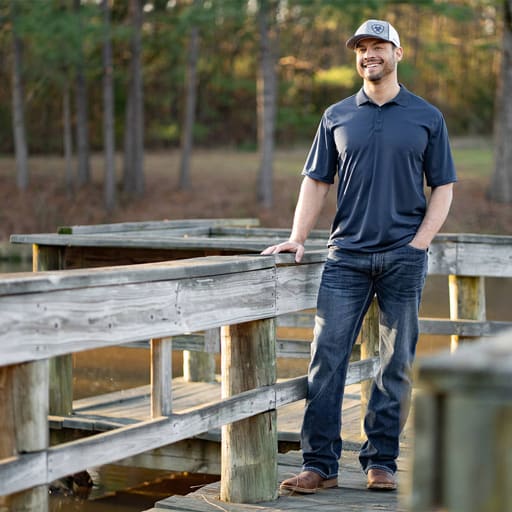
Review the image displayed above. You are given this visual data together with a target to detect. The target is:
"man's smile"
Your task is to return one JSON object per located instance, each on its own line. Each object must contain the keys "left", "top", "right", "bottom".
{"left": 363, "top": 60, "right": 383, "bottom": 69}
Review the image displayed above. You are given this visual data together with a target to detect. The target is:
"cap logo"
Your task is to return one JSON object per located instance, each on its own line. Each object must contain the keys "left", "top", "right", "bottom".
{"left": 371, "top": 23, "right": 385, "bottom": 35}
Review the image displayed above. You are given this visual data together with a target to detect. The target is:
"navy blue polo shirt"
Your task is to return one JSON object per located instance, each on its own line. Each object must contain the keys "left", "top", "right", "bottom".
{"left": 302, "top": 85, "right": 457, "bottom": 252}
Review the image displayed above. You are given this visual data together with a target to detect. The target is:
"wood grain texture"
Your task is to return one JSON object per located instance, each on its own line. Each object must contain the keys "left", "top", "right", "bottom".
{"left": 0, "top": 362, "right": 49, "bottom": 509}
{"left": 449, "top": 275, "right": 486, "bottom": 349}
{"left": 0, "top": 268, "right": 276, "bottom": 365}
{"left": 57, "top": 218, "right": 260, "bottom": 234}
{"left": 151, "top": 338, "right": 173, "bottom": 417}
{"left": 221, "top": 319, "right": 278, "bottom": 503}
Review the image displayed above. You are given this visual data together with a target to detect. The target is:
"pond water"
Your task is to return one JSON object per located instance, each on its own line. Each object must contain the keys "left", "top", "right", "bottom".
{"left": 2, "top": 261, "right": 511, "bottom": 511}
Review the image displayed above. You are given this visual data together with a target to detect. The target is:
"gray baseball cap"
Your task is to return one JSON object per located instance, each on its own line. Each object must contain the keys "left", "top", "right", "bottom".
{"left": 346, "top": 19, "right": 401, "bottom": 49}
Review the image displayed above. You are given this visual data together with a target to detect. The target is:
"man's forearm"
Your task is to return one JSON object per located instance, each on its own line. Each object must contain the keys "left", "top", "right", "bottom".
{"left": 290, "top": 177, "right": 331, "bottom": 244}
{"left": 411, "top": 183, "right": 454, "bottom": 249}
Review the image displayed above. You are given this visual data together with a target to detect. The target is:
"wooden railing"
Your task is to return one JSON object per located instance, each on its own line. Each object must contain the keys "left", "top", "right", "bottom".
{"left": 1, "top": 233, "right": 511, "bottom": 511}
{"left": 411, "top": 328, "right": 512, "bottom": 512}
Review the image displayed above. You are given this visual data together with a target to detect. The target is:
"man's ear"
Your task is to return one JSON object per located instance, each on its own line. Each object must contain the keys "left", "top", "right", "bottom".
{"left": 395, "top": 46, "right": 404, "bottom": 62}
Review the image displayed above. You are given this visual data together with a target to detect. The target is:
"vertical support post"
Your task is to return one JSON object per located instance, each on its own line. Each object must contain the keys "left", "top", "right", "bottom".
{"left": 220, "top": 319, "right": 278, "bottom": 503}
{"left": 410, "top": 390, "right": 442, "bottom": 511}
{"left": 0, "top": 361, "right": 49, "bottom": 511}
{"left": 183, "top": 328, "right": 218, "bottom": 383}
{"left": 448, "top": 275, "right": 486, "bottom": 351}
{"left": 33, "top": 244, "right": 73, "bottom": 417}
{"left": 150, "top": 337, "right": 173, "bottom": 417}
{"left": 360, "top": 297, "right": 379, "bottom": 439}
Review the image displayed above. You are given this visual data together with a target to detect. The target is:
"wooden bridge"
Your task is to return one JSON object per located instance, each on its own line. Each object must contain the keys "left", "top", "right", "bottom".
{"left": 1, "top": 219, "right": 512, "bottom": 511}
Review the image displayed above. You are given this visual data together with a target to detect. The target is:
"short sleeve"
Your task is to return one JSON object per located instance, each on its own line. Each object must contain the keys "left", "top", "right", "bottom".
{"left": 423, "top": 113, "right": 457, "bottom": 187}
{"left": 301, "top": 114, "right": 338, "bottom": 184}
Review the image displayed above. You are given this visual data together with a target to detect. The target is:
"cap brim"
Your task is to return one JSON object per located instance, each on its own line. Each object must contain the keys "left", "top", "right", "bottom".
{"left": 346, "top": 34, "right": 391, "bottom": 49}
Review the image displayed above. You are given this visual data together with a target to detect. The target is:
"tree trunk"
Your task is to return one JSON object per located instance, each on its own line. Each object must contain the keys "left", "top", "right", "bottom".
{"left": 11, "top": 0, "right": 29, "bottom": 191}
{"left": 256, "top": 0, "right": 278, "bottom": 209}
{"left": 124, "top": 0, "right": 144, "bottom": 197}
{"left": 488, "top": 0, "right": 512, "bottom": 203}
{"left": 74, "top": 0, "right": 91, "bottom": 187}
{"left": 102, "top": 0, "right": 116, "bottom": 212}
{"left": 63, "top": 83, "right": 74, "bottom": 196}
{"left": 123, "top": 81, "right": 135, "bottom": 193}
{"left": 178, "top": 1, "right": 200, "bottom": 191}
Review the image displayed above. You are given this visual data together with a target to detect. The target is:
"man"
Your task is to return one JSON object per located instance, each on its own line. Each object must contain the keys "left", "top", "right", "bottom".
{"left": 262, "top": 19, "right": 456, "bottom": 492}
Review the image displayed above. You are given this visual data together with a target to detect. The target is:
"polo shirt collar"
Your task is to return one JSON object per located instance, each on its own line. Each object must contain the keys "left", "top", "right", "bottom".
{"left": 356, "top": 84, "right": 410, "bottom": 107}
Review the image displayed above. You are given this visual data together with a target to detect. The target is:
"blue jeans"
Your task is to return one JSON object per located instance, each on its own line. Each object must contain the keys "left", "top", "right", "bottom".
{"left": 301, "top": 244, "right": 428, "bottom": 478}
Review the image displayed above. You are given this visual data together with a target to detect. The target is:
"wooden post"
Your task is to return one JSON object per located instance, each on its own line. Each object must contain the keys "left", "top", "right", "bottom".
{"left": 0, "top": 361, "right": 49, "bottom": 511}
{"left": 360, "top": 297, "right": 379, "bottom": 438}
{"left": 33, "top": 244, "right": 73, "bottom": 416}
{"left": 151, "top": 337, "right": 173, "bottom": 417}
{"left": 448, "top": 275, "right": 486, "bottom": 351}
{"left": 409, "top": 390, "right": 442, "bottom": 511}
{"left": 412, "top": 332, "right": 512, "bottom": 511}
{"left": 220, "top": 319, "right": 278, "bottom": 503}
{"left": 183, "top": 328, "right": 218, "bottom": 383}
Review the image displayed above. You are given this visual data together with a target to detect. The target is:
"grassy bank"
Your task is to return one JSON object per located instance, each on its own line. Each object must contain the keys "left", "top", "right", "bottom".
{"left": 1, "top": 137, "right": 511, "bottom": 249}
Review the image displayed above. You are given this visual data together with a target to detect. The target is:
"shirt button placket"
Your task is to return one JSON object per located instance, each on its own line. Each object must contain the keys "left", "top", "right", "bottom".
{"left": 375, "top": 107, "right": 383, "bottom": 133}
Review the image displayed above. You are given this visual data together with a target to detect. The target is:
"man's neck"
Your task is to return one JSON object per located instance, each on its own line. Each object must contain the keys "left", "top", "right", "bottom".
{"left": 363, "top": 78, "right": 400, "bottom": 106}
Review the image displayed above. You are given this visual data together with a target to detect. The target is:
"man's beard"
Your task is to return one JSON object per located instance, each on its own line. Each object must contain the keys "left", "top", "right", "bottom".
{"left": 359, "top": 59, "right": 395, "bottom": 82}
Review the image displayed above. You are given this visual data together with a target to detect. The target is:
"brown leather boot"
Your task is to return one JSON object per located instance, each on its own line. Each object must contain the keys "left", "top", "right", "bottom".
{"left": 280, "top": 470, "right": 338, "bottom": 494}
{"left": 367, "top": 468, "right": 397, "bottom": 491}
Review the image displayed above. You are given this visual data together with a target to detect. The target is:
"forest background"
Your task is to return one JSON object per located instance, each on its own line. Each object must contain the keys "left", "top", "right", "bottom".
{"left": 1, "top": 0, "right": 512, "bottom": 247}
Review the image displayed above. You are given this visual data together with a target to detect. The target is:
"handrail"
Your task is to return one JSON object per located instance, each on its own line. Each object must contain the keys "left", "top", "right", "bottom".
{"left": 0, "top": 252, "right": 327, "bottom": 506}
{"left": 0, "top": 233, "right": 511, "bottom": 509}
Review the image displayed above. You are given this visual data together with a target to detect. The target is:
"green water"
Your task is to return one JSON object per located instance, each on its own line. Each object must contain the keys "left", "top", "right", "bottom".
{"left": 0, "top": 259, "right": 32, "bottom": 274}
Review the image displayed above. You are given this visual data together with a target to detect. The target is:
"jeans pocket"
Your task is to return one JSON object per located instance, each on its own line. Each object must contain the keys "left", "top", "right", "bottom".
{"left": 406, "top": 243, "right": 428, "bottom": 255}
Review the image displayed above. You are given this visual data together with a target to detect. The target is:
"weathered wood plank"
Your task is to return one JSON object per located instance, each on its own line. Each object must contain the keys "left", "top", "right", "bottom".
{"left": 152, "top": 447, "right": 408, "bottom": 511}
{"left": 0, "top": 369, "right": 312, "bottom": 495}
{"left": 0, "top": 255, "right": 274, "bottom": 296}
{"left": 419, "top": 318, "right": 511, "bottom": 336}
{"left": 417, "top": 329, "right": 512, "bottom": 390}
{"left": 10, "top": 234, "right": 512, "bottom": 277}
{"left": 443, "top": 395, "right": 511, "bottom": 512}
{"left": 455, "top": 242, "right": 512, "bottom": 277}
{"left": 62, "top": 246, "right": 221, "bottom": 269}
{"left": 221, "top": 319, "right": 278, "bottom": 503}
{"left": 0, "top": 453, "right": 47, "bottom": 501}
{"left": 211, "top": 226, "right": 328, "bottom": 239}
{"left": 278, "top": 313, "right": 512, "bottom": 338}
{"left": 275, "top": 262, "right": 323, "bottom": 315}
{"left": 0, "top": 267, "right": 276, "bottom": 365}
{"left": 183, "top": 351, "right": 216, "bottom": 383}
{"left": 45, "top": 386, "right": 278, "bottom": 483}
{"left": 410, "top": 391, "right": 442, "bottom": 511}
{"left": 0, "top": 361, "right": 49, "bottom": 509}
{"left": 48, "top": 359, "right": 376, "bottom": 436}
{"left": 449, "top": 275, "right": 486, "bottom": 349}
{"left": 434, "top": 233, "right": 512, "bottom": 245}
{"left": 57, "top": 218, "right": 260, "bottom": 234}
{"left": 10, "top": 233, "right": 286, "bottom": 253}
{"left": 33, "top": 244, "right": 73, "bottom": 422}
{"left": 413, "top": 330, "right": 512, "bottom": 511}
{"left": 151, "top": 338, "right": 173, "bottom": 417}
{"left": 116, "top": 438, "right": 221, "bottom": 475}
{"left": 427, "top": 240, "right": 457, "bottom": 275}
